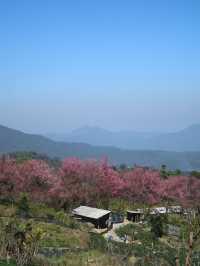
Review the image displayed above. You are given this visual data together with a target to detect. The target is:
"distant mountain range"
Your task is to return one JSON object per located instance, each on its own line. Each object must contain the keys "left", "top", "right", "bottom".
{"left": 1, "top": 124, "right": 200, "bottom": 171}
{"left": 47, "top": 124, "right": 200, "bottom": 152}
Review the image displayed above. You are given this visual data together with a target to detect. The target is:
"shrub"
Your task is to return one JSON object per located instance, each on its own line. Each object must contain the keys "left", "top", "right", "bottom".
{"left": 55, "top": 211, "right": 80, "bottom": 229}
{"left": 0, "top": 218, "right": 45, "bottom": 266}
{"left": 147, "top": 214, "right": 167, "bottom": 239}
{"left": 115, "top": 224, "right": 138, "bottom": 242}
{"left": 16, "top": 194, "right": 30, "bottom": 218}
{"left": 89, "top": 233, "right": 107, "bottom": 252}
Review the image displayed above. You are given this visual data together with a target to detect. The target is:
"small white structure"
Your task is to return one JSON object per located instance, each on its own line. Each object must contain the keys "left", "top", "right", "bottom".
{"left": 150, "top": 206, "right": 182, "bottom": 215}
{"left": 72, "top": 206, "right": 111, "bottom": 228}
{"left": 150, "top": 207, "right": 167, "bottom": 215}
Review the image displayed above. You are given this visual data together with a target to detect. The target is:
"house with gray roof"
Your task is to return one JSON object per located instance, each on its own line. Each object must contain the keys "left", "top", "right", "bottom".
{"left": 72, "top": 206, "right": 111, "bottom": 228}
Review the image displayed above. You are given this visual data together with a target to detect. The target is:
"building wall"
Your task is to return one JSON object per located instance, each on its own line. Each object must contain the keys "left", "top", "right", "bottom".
{"left": 127, "top": 212, "right": 141, "bottom": 222}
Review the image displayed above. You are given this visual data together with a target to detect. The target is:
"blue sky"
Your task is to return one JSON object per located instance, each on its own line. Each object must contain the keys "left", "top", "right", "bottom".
{"left": 0, "top": 0, "right": 199, "bottom": 133}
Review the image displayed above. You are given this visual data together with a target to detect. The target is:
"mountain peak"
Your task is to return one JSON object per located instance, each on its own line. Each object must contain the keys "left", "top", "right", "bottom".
{"left": 71, "top": 125, "right": 111, "bottom": 135}
{"left": 185, "top": 123, "right": 200, "bottom": 130}
{"left": 180, "top": 124, "right": 200, "bottom": 133}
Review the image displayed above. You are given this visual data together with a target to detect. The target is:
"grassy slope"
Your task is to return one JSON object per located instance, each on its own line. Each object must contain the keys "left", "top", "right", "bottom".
{"left": 0, "top": 204, "right": 124, "bottom": 266}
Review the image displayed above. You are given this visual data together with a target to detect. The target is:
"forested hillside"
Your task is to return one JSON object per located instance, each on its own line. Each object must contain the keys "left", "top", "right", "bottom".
{"left": 1, "top": 125, "right": 200, "bottom": 170}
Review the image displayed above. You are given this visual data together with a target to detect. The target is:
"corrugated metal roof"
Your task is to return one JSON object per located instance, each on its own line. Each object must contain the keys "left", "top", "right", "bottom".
{"left": 72, "top": 206, "right": 111, "bottom": 219}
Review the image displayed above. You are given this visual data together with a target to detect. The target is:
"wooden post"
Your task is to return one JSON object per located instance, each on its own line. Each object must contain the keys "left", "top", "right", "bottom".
{"left": 175, "top": 256, "right": 179, "bottom": 266}
{"left": 185, "top": 231, "right": 193, "bottom": 266}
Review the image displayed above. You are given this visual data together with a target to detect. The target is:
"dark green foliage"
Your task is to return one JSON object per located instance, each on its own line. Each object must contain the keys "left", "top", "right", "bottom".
{"left": 119, "top": 163, "right": 127, "bottom": 171}
{"left": 116, "top": 223, "right": 156, "bottom": 243}
{"left": 137, "top": 230, "right": 156, "bottom": 245}
{"left": 160, "top": 164, "right": 168, "bottom": 179}
{"left": 9, "top": 151, "right": 61, "bottom": 168}
{"left": 116, "top": 224, "right": 138, "bottom": 241}
{"left": 191, "top": 170, "right": 200, "bottom": 179}
{"left": 148, "top": 214, "right": 167, "bottom": 238}
{"left": 160, "top": 165, "right": 181, "bottom": 179}
{"left": 134, "top": 244, "right": 177, "bottom": 266}
{"left": 0, "top": 261, "right": 17, "bottom": 266}
{"left": 16, "top": 194, "right": 30, "bottom": 218}
{"left": 89, "top": 233, "right": 107, "bottom": 252}
{"left": 174, "top": 169, "right": 181, "bottom": 175}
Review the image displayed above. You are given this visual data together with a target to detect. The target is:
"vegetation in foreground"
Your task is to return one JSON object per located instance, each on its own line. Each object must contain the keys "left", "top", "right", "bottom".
{"left": 0, "top": 198, "right": 200, "bottom": 265}
{"left": 0, "top": 153, "right": 200, "bottom": 265}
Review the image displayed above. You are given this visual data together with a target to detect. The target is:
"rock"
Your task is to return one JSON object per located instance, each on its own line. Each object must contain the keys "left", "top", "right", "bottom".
{"left": 128, "top": 256, "right": 139, "bottom": 265}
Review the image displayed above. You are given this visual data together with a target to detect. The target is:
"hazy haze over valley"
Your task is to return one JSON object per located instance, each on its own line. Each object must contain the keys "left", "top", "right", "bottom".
{"left": 46, "top": 124, "right": 200, "bottom": 152}
{"left": 1, "top": 124, "right": 200, "bottom": 171}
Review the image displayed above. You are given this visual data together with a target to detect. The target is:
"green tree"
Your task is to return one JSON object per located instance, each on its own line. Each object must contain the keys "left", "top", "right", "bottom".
{"left": 148, "top": 214, "right": 167, "bottom": 239}
{"left": 16, "top": 194, "right": 30, "bottom": 218}
{"left": 160, "top": 164, "right": 168, "bottom": 179}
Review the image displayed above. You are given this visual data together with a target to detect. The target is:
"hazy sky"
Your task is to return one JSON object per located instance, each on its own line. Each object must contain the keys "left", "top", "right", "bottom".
{"left": 0, "top": 0, "right": 200, "bottom": 133}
